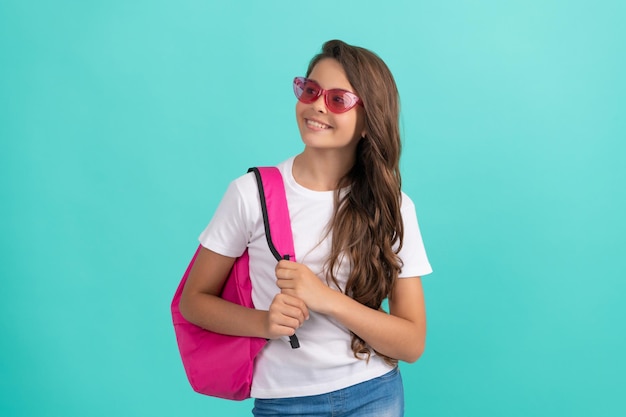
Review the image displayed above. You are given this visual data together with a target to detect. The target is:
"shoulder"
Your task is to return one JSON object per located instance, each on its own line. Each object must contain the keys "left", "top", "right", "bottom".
{"left": 226, "top": 157, "right": 293, "bottom": 206}
{"left": 400, "top": 191, "right": 416, "bottom": 212}
{"left": 276, "top": 156, "right": 295, "bottom": 181}
{"left": 242, "top": 157, "right": 294, "bottom": 187}
{"left": 229, "top": 172, "right": 255, "bottom": 189}
{"left": 229, "top": 170, "right": 257, "bottom": 195}
{"left": 214, "top": 171, "right": 260, "bottom": 222}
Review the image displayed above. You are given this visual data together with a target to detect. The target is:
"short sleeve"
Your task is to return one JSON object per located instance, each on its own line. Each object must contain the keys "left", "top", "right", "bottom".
{"left": 198, "top": 176, "right": 255, "bottom": 258}
{"left": 397, "top": 192, "right": 433, "bottom": 278}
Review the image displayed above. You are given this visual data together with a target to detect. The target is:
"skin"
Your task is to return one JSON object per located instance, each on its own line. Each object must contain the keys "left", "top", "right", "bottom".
{"left": 179, "top": 58, "right": 427, "bottom": 363}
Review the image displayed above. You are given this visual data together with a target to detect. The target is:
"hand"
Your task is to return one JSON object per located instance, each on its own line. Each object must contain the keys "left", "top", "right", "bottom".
{"left": 275, "top": 260, "right": 335, "bottom": 313}
{"left": 265, "top": 293, "right": 309, "bottom": 340}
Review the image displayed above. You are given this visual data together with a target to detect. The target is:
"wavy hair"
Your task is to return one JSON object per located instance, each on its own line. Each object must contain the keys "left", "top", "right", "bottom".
{"left": 306, "top": 40, "right": 404, "bottom": 365}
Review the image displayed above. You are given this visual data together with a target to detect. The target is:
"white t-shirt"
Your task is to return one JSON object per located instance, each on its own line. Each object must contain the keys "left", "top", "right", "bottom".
{"left": 199, "top": 156, "right": 432, "bottom": 398}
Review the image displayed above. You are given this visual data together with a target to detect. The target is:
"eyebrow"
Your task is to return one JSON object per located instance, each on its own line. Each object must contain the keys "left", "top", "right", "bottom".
{"left": 307, "top": 77, "right": 356, "bottom": 94}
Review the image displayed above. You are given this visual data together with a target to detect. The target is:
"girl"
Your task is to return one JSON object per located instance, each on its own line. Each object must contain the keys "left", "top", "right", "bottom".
{"left": 179, "top": 39, "right": 432, "bottom": 416}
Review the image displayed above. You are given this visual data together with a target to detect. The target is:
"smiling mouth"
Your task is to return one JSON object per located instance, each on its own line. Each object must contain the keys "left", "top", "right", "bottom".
{"left": 306, "top": 119, "right": 332, "bottom": 129}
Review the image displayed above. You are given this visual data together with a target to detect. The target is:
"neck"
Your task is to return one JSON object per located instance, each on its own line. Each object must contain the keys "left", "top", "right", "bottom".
{"left": 292, "top": 148, "right": 356, "bottom": 191}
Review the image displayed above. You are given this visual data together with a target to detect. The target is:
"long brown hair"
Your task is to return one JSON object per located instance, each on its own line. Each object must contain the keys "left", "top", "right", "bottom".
{"left": 306, "top": 40, "right": 404, "bottom": 365}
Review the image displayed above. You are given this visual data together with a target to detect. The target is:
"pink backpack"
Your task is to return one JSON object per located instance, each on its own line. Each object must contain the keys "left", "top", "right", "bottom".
{"left": 171, "top": 167, "right": 299, "bottom": 400}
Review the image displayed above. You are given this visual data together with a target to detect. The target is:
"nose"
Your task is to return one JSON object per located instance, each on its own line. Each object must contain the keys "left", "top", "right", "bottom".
{"left": 312, "top": 94, "right": 328, "bottom": 114}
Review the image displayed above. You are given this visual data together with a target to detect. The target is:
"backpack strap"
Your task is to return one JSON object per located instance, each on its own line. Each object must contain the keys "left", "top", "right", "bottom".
{"left": 248, "top": 166, "right": 300, "bottom": 349}
{"left": 248, "top": 167, "right": 296, "bottom": 263}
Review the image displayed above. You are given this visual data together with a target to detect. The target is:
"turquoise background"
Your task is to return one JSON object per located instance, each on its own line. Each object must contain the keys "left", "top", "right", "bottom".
{"left": 1, "top": 0, "right": 624, "bottom": 416}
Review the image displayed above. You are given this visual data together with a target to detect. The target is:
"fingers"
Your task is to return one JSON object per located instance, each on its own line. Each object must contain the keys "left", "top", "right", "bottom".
{"left": 276, "top": 278, "right": 294, "bottom": 290}
{"left": 266, "top": 293, "right": 309, "bottom": 339}
{"left": 275, "top": 293, "right": 309, "bottom": 322}
{"left": 275, "top": 259, "right": 296, "bottom": 278}
{"left": 275, "top": 260, "right": 299, "bottom": 291}
{"left": 275, "top": 260, "right": 309, "bottom": 287}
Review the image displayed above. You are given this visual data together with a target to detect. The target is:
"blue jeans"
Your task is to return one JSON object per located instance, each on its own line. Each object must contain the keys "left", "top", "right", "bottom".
{"left": 252, "top": 367, "right": 404, "bottom": 417}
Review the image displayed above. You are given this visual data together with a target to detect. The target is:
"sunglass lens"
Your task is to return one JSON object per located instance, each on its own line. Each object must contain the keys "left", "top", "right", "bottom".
{"left": 330, "top": 90, "right": 362, "bottom": 113}
{"left": 296, "top": 79, "right": 320, "bottom": 103}
{"left": 326, "top": 91, "right": 350, "bottom": 113}
{"left": 294, "top": 78, "right": 304, "bottom": 99}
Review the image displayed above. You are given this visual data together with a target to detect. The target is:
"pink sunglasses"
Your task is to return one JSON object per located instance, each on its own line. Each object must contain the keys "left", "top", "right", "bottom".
{"left": 293, "top": 77, "right": 363, "bottom": 114}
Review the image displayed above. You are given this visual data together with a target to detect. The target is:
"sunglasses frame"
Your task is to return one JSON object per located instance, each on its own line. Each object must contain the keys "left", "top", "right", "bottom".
{"left": 293, "top": 77, "right": 363, "bottom": 114}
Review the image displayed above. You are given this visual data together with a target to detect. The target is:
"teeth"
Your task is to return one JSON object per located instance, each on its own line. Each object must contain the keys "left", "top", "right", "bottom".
{"left": 306, "top": 119, "right": 330, "bottom": 129}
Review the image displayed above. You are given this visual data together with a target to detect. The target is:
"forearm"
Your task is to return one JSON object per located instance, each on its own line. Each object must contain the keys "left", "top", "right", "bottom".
{"left": 275, "top": 260, "right": 427, "bottom": 361}
{"left": 179, "top": 292, "right": 269, "bottom": 339}
{"left": 324, "top": 291, "right": 426, "bottom": 363}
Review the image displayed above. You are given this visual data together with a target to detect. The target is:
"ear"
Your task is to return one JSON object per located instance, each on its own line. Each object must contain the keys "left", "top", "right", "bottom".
{"left": 361, "top": 130, "right": 367, "bottom": 139}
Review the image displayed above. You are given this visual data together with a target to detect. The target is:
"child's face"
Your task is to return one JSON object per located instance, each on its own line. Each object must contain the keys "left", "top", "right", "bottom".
{"left": 295, "top": 58, "right": 365, "bottom": 153}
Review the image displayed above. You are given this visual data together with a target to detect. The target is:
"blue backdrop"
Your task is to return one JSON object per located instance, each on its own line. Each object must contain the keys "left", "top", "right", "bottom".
{"left": 1, "top": 0, "right": 624, "bottom": 416}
